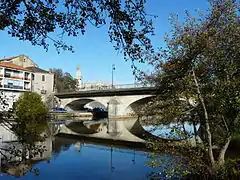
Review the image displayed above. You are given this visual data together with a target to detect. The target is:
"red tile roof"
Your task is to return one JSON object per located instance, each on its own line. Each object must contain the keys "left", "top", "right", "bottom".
{"left": 0, "top": 62, "right": 29, "bottom": 71}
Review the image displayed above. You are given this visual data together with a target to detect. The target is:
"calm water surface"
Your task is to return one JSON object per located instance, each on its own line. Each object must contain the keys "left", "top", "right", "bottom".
{"left": 1, "top": 121, "right": 239, "bottom": 180}
{"left": 0, "top": 137, "right": 164, "bottom": 180}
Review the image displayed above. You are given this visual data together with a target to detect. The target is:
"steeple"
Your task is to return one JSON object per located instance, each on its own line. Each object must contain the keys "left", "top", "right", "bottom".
{"left": 76, "top": 64, "right": 82, "bottom": 89}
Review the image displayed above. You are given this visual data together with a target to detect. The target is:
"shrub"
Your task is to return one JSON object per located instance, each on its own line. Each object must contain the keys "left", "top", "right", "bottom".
{"left": 13, "top": 92, "right": 48, "bottom": 122}
{"left": 12, "top": 92, "right": 49, "bottom": 142}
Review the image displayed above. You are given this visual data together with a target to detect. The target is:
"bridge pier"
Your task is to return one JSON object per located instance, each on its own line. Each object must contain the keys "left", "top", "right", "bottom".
{"left": 107, "top": 97, "right": 122, "bottom": 134}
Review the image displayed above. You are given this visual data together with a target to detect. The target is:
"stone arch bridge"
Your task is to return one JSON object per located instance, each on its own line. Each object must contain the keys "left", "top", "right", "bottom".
{"left": 54, "top": 87, "right": 202, "bottom": 145}
{"left": 55, "top": 87, "right": 157, "bottom": 119}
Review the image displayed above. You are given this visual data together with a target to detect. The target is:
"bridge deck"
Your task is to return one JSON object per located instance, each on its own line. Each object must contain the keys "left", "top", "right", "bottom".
{"left": 55, "top": 87, "right": 157, "bottom": 98}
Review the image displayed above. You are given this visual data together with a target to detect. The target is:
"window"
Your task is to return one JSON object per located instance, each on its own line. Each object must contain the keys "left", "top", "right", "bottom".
{"left": 32, "top": 74, "right": 35, "bottom": 80}
{"left": 8, "top": 83, "right": 13, "bottom": 89}
{"left": 42, "top": 75, "right": 45, "bottom": 81}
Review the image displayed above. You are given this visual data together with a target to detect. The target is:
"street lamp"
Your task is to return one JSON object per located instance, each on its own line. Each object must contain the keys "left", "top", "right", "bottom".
{"left": 110, "top": 146, "right": 115, "bottom": 172}
{"left": 111, "top": 64, "right": 115, "bottom": 89}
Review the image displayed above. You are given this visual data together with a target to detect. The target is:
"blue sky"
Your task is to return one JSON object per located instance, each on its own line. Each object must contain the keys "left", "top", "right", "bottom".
{"left": 0, "top": 0, "right": 209, "bottom": 85}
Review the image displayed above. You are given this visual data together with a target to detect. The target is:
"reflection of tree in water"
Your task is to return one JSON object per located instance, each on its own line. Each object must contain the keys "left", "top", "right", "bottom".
{"left": 52, "top": 138, "right": 72, "bottom": 159}
{"left": 0, "top": 120, "right": 51, "bottom": 177}
{"left": 0, "top": 92, "right": 51, "bottom": 177}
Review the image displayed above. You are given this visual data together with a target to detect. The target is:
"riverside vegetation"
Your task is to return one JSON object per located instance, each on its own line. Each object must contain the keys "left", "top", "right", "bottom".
{"left": 0, "top": 0, "right": 240, "bottom": 179}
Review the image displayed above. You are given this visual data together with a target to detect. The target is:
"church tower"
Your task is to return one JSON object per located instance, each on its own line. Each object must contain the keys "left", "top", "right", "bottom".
{"left": 76, "top": 65, "right": 82, "bottom": 89}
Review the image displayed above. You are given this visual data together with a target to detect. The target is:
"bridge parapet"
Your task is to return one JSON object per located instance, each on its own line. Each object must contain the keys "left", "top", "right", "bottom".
{"left": 80, "top": 83, "right": 153, "bottom": 91}
{"left": 61, "top": 83, "right": 154, "bottom": 92}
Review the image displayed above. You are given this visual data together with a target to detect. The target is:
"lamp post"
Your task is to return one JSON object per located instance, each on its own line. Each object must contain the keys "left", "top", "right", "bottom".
{"left": 110, "top": 146, "right": 114, "bottom": 172}
{"left": 111, "top": 64, "right": 115, "bottom": 89}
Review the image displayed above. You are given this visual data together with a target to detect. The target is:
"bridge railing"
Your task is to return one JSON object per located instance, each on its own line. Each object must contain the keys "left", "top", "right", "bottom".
{"left": 77, "top": 83, "right": 154, "bottom": 91}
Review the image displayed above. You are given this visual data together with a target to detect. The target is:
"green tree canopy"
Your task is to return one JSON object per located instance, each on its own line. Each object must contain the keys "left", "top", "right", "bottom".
{"left": 12, "top": 92, "right": 49, "bottom": 142}
{"left": 141, "top": 0, "right": 240, "bottom": 177}
{"left": 14, "top": 92, "right": 48, "bottom": 121}
{"left": 50, "top": 68, "right": 77, "bottom": 93}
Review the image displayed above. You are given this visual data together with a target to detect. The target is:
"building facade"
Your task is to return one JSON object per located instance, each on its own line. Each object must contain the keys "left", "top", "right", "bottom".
{"left": 0, "top": 62, "right": 32, "bottom": 110}
{"left": 0, "top": 55, "right": 54, "bottom": 106}
{"left": 0, "top": 54, "right": 38, "bottom": 68}
{"left": 26, "top": 67, "right": 54, "bottom": 101}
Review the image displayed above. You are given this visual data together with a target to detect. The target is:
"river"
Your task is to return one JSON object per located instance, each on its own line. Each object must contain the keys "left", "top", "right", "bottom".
{"left": 0, "top": 120, "right": 239, "bottom": 180}
{"left": 0, "top": 135, "right": 170, "bottom": 180}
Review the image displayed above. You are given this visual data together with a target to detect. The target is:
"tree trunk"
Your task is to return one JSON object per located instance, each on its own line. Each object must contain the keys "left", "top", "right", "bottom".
{"left": 192, "top": 69, "right": 215, "bottom": 167}
{"left": 182, "top": 122, "right": 187, "bottom": 135}
{"left": 193, "top": 121, "right": 198, "bottom": 142}
{"left": 217, "top": 136, "right": 231, "bottom": 167}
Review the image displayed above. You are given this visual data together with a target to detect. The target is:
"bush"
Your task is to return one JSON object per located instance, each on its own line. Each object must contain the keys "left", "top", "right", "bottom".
{"left": 13, "top": 92, "right": 48, "bottom": 122}
{"left": 12, "top": 92, "right": 49, "bottom": 142}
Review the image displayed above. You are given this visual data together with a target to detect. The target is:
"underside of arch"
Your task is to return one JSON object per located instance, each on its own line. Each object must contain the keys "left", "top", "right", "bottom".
{"left": 125, "top": 96, "right": 155, "bottom": 115}
{"left": 65, "top": 99, "right": 106, "bottom": 111}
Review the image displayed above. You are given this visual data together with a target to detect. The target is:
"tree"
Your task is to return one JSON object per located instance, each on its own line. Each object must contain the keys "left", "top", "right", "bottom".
{"left": 50, "top": 68, "right": 77, "bottom": 93}
{"left": 13, "top": 92, "right": 49, "bottom": 142}
{"left": 141, "top": 0, "right": 240, "bottom": 178}
{"left": 0, "top": 92, "right": 49, "bottom": 169}
{"left": 0, "top": 0, "right": 155, "bottom": 67}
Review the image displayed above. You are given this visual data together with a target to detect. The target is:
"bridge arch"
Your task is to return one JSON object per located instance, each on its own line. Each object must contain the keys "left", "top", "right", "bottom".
{"left": 125, "top": 96, "right": 155, "bottom": 116}
{"left": 58, "top": 94, "right": 155, "bottom": 116}
{"left": 61, "top": 98, "right": 108, "bottom": 111}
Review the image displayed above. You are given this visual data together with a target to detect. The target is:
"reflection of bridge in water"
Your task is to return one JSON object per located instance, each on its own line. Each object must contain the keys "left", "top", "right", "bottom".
{"left": 53, "top": 118, "right": 150, "bottom": 143}
{"left": 54, "top": 86, "right": 158, "bottom": 144}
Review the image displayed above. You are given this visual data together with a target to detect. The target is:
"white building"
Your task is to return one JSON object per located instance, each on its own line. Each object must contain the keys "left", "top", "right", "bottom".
{"left": 0, "top": 55, "right": 54, "bottom": 103}
{"left": 0, "top": 55, "right": 54, "bottom": 95}
{"left": 0, "top": 61, "right": 32, "bottom": 110}
{"left": 75, "top": 65, "right": 110, "bottom": 91}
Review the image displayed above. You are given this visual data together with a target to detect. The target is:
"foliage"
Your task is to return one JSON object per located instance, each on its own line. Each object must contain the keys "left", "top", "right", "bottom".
{"left": 223, "top": 158, "right": 240, "bottom": 179}
{"left": 0, "top": 91, "right": 15, "bottom": 121}
{"left": 0, "top": 0, "right": 155, "bottom": 68}
{"left": 146, "top": 152, "right": 189, "bottom": 179}
{"left": 49, "top": 68, "right": 77, "bottom": 93}
{"left": 0, "top": 92, "right": 50, "bottom": 176}
{"left": 13, "top": 92, "right": 48, "bottom": 122}
{"left": 12, "top": 92, "right": 49, "bottom": 142}
{"left": 140, "top": 0, "right": 240, "bottom": 178}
